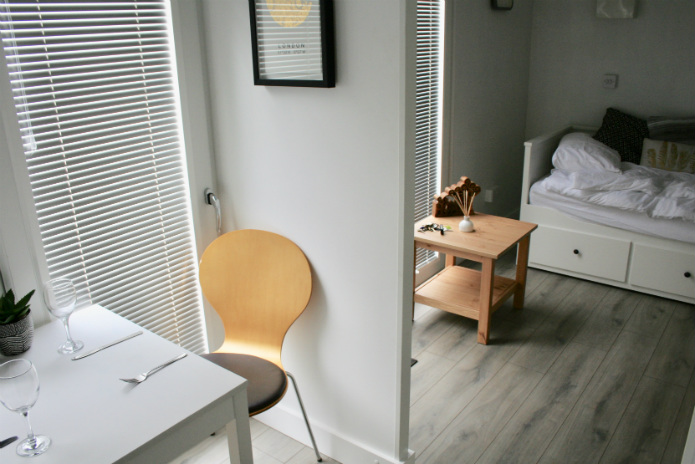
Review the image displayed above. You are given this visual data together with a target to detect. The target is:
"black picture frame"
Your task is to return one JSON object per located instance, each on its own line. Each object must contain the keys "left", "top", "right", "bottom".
{"left": 249, "top": 0, "right": 335, "bottom": 88}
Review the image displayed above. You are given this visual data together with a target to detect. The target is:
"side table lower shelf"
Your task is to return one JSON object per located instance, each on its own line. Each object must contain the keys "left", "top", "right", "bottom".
{"left": 414, "top": 266, "right": 517, "bottom": 321}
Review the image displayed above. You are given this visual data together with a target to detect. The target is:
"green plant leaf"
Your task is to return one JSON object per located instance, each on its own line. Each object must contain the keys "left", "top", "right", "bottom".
{"left": 15, "top": 289, "right": 34, "bottom": 309}
{"left": 0, "top": 288, "right": 34, "bottom": 325}
{"left": 3, "top": 289, "right": 16, "bottom": 305}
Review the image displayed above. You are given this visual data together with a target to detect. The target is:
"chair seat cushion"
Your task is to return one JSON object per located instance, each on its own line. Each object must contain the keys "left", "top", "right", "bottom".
{"left": 202, "top": 352, "right": 287, "bottom": 415}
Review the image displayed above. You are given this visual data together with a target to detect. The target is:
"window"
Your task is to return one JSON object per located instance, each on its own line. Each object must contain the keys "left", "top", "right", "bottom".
{"left": 414, "top": 0, "right": 444, "bottom": 269}
{"left": 0, "top": 0, "right": 207, "bottom": 353}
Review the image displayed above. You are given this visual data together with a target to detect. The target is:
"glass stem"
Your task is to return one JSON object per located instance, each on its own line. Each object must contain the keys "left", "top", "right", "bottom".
{"left": 61, "top": 317, "right": 74, "bottom": 343}
{"left": 22, "top": 411, "right": 37, "bottom": 446}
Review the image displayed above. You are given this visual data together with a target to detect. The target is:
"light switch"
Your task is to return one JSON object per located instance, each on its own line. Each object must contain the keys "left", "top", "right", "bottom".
{"left": 603, "top": 74, "right": 618, "bottom": 89}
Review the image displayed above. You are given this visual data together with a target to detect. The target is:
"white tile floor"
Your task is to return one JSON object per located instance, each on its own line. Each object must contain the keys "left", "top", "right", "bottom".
{"left": 167, "top": 418, "right": 339, "bottom": 464}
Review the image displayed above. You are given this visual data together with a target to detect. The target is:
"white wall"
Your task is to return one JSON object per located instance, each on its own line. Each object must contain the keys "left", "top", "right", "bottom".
{"left": 199, "top": 1, "right": 413, "bottom": 463}
{"left": 446, "top": 1, "right": 534, "bottom": 218}
{"left": 526, "top": 0, "right": 695, "bottom": 138}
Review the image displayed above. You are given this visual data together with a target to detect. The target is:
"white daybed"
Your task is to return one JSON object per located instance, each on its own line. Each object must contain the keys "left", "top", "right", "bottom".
{"left": 520, "top": 125, "right": 695, "bottom": 304}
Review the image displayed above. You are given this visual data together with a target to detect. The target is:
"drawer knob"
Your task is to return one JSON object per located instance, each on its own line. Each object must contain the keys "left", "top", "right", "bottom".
{"left": 573, "top": 249, "right": 580, "bottom": 255}
{"left": 686, "top": 272, "right": 692, "bottom": 279}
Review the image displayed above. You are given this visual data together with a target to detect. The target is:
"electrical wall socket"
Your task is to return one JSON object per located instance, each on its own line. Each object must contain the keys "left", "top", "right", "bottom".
{"left": 603, "top": 74, "right": 618, "bottom": 89}
{"left": 484, "top": 188, "right": 494, "bottom": 203}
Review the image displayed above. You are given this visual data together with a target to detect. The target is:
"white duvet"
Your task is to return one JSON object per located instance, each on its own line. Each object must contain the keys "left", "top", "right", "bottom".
{"left": 536, "top": 163, "right": 695, "bottom": 223}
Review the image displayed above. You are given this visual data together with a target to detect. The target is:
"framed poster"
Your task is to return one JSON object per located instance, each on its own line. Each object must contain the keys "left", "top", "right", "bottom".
{"left": 249, "top": 0, "right": 335, "bottom": 88}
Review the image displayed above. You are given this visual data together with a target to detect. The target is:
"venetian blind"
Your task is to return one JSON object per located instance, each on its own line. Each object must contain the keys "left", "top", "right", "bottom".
{"left": 0, "top": 0, "right": 207, "bottom": 353}
{"left": 414, "top": 0, "right": 443, "bottom": 269}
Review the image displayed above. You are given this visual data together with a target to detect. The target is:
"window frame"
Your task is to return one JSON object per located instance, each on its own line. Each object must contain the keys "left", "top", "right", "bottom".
{"left": 0, "top": 0, "right": 218, "bottom": 352}
{"left": 414, "top": 0, "right": 450, "bottom": 285}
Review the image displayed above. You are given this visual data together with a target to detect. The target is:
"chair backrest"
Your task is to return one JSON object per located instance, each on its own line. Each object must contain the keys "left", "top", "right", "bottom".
{"left": 199, "top": 229, "right": 312, "bottom": 368}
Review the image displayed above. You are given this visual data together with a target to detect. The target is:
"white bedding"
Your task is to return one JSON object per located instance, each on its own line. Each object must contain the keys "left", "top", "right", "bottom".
{"left": 530, "top": 163, "right": 695, "bottom": 244}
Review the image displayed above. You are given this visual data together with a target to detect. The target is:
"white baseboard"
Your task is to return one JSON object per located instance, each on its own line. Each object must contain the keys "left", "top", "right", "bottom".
{"left": 255, "top": 404, "right": 415, "bottom": 464}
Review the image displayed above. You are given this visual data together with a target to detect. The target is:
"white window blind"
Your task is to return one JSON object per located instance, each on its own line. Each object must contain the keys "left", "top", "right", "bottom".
{"left": 0, "top": 0, "right": 208, "bottom": 353}
{"left": 414, "top": 0, "right": 443, "bottom": 269}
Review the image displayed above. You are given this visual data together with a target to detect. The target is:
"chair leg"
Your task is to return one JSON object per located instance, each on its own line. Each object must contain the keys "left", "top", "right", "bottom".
{"left": 286, "top": 371, "right": 322, "bottom": 462}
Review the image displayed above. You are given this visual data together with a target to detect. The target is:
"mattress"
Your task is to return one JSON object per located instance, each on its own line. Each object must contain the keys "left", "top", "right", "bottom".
{"left": 530, "top": 180, "right": 695, "bottom": 244}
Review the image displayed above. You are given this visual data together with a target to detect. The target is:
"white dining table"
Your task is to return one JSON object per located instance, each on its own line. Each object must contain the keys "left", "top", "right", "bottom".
{"left": 0, "top": 305, "right": 253, "bottom": 463}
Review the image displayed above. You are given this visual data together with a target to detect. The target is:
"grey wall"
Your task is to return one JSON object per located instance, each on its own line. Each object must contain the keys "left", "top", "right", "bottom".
{"left": 526, "top": 0, "right": 695, "bottom": 137}
{"left": 447, "top": 0, "right": 695, "bottom": 219}
{"left": 446, "top": 0, "right": 534, "bottom": 218}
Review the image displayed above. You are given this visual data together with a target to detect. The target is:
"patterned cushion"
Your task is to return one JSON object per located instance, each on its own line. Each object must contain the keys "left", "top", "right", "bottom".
{"left": 593, "top": 108, "right": 649, "bottom": 164}
{"left": 640, "top": 138, "right": 695, "bottom": 174}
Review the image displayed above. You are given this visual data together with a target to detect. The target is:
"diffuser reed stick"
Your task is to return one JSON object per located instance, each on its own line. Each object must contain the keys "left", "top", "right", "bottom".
{"left": 466, "top": 192, "right": 476, "bottom": 216}
{"left": 453, "top": 190, "right": 466, "bottom": 215}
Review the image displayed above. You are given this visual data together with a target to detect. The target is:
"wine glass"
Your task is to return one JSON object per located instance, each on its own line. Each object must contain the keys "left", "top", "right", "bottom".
{"left": 0, "top": 359, "right": 51, "bottom": 456}
{"left": 43, "top": 278, "right": 84, "bottom": 354}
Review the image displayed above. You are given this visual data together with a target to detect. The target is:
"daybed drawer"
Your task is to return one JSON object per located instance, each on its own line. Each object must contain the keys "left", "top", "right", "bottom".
{"left": 629, "top": 244, "right": 695, "bottom": 299}
{"left": 529, "top": 226, "right": 630, "bottom": 282}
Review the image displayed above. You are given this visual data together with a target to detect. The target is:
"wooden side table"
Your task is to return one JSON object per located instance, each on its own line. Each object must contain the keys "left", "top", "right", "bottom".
{"left": 414, "top": 213, "right": 537, "bottom": 344}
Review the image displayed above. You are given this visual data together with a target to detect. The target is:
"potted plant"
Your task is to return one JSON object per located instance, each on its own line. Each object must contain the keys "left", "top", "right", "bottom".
{"left": 0, "top": 289, "right": 35, "bottom": 356}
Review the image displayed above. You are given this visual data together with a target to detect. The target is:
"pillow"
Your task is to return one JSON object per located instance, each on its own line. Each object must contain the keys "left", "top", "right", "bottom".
{"left": 647, "top": 116, "right": 695, "bottom": 145}
{"left": 640, "top": 138, "right": 695, "bottom": 174}
{"left": 593, "top": 108, "right": 649, "bottom": 164}
{"left": 552, "top": 132, "right": 622, "bottom": 172}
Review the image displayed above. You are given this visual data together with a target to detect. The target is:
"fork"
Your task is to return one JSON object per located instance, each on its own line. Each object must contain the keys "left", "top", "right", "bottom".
{"left": 120, "top": 353, "right": 187, "bottom": 384}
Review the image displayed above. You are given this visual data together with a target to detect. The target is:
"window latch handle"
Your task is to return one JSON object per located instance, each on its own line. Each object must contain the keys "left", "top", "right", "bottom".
{"left": 204, "top": 188, "right": 222, "bottom": 236}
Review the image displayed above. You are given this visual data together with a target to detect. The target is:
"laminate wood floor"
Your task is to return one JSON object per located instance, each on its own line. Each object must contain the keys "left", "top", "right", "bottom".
{"left": 411, "top": 253, "right": 695, "bottom": 464}
{"left": 168, "top": 253, "right": 694, "bottom": 464}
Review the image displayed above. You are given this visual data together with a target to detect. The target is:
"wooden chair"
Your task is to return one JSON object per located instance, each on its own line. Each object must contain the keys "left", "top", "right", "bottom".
{"left": 199, "top": 229, "right": 322, "bottom": 462}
